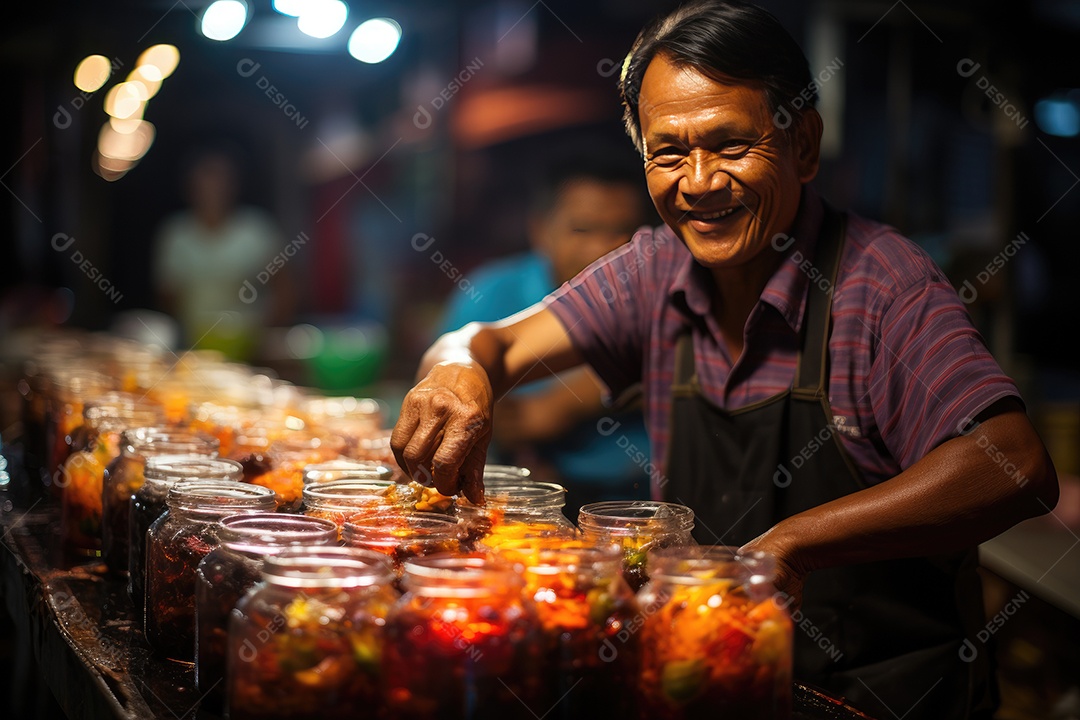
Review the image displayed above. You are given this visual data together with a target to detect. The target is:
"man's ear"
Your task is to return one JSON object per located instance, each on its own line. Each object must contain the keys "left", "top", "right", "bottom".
{"left": 793, "top": 108, "right": 823, "bottom": 183}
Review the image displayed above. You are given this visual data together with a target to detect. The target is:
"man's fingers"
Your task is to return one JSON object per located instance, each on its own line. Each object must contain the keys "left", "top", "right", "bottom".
{"left": 389, "top": 403, "right": 422, "bottom": 475}
{"left": 430, "top": 414, "right": 488, "bottom": 497}
{"left": 459, "top": 443, "right": 488, "bottom": 505}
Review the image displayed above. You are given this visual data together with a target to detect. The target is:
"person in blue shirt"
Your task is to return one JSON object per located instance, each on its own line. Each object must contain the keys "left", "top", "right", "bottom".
{"left": 439, "top": 150, "right": 654, "bottom": 516}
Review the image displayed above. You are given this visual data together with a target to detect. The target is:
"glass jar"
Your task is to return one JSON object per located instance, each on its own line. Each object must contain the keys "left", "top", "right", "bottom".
{"left": 59, "top": 400, "right": 162, "bottom": 555}
{"left": 302, "top": 479, "right": 401, "bottom": 531}
{"left": 636, "top": 547, "right": 793, "bottom": 718}
{"left": 493, "top": 541, "right": 641, "bottom": 719}
{"left": 129, "top": 455, "right": 244, "bottom": 612}
{"left": 102, "top": 426, "right": 219, "bottom": 576}
{"left": 241, "top": 430, "right": 348, "bottom": 510}
{"left": 145, "top": 480, "right": 276, "bottom": 661}
{"left": 302, "top": 459, "right": 393, "bottom": 485}
{"left": 45, "top": 368, "right": 111, "bottom": 483}
{"left": 455, "top": 480, "right": 575, "bottom": 549}
{"left": 226, "top": 547, "right": 398, "bottom": 720}
{"left": 578, "top": 500, "right": 695, "bottom": 592}
{"left": 383, "top": 554, "right": 545, "bottom": 719}
{"left": 342, "top": 512, "right": 465, "bottom": 578}
{"left": 195, "top": 513, "right": 338, "bottom": 709}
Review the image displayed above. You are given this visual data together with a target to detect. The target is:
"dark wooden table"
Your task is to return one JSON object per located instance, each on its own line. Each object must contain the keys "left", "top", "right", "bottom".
{"left": 0, "top": 446, "right": 874, "bottom": 720}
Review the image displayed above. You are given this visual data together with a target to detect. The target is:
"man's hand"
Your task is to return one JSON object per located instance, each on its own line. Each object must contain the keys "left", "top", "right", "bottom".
{"left": 741, "top": 531, "right": 810, "bottom": 610}
{"left": 391, "top": 362, "right": 493, "bottom": 503}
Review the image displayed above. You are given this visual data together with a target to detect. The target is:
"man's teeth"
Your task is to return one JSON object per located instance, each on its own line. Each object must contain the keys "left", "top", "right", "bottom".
{"left": 696, "top": 208, "right": 736, "bottom": 220}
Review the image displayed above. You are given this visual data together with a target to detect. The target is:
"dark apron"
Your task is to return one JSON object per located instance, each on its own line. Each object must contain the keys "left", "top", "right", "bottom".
{"left": 663, "top": 206, "right": 995, "bottom": 720}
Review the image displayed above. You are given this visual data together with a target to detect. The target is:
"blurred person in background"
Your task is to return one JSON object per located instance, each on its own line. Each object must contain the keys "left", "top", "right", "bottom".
{"left": 439, "top": 149, "right": 652, "bottom": 515}
{"left": 153, "top": 147, "right": 294, "bottom": 360}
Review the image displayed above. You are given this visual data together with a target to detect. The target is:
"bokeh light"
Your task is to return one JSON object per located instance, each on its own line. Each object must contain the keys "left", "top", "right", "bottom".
{"left": 73, "top": 55, "right": 112, "bottom": 93}
{"left": 348, "top": 18, "right": 401, "bottom": 64}
{"left": 136, "top": 44, "right": 180, "bottom": 78}
{"left": 298, "top": 0, "right": 348, "bottom": 39}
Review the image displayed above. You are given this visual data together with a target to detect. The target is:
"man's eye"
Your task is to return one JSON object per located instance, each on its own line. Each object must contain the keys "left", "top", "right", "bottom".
{"left": 718, "top": 140, "right": 751, "bottom": 156}
{"left": 648, "top": 148, "right": 684, "bottom": 165}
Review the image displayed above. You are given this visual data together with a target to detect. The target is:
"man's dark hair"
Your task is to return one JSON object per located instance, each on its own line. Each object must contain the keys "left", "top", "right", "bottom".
{"left": 619, "top": 0, "right": 815, "bottom": 153}
{"left": 530, "top": 147, "right": 644, "bottom": 216}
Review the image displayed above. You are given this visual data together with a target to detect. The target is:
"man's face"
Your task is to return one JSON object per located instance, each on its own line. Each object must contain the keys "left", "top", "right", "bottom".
{"left": 534, "top": 179, "right": 645, "bottom": 285}
{"left": 638, "top": 54, "right": 819, "bottom": 272}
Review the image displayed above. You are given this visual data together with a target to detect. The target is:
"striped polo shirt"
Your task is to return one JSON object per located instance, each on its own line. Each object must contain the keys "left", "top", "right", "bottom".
{"left": 546, "top": 186, "right": 1019, "bottom": 495}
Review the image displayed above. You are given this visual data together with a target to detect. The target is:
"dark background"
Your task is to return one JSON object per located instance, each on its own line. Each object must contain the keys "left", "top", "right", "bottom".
{"left": 1, "top": 0, "right": 1078, "bottom": 396}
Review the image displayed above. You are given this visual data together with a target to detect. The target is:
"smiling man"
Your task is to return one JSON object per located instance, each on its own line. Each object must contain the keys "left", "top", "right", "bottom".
{"left": 391, "top": 2, "right": 1057, "bottom": 718}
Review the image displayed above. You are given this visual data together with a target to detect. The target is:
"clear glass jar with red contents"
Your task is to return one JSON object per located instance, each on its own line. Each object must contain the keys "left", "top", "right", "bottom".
{"left": 101, "top": 427, "right": 219, "bottom": 576}
{"left": 59, "top": 400, "right": 162, "bottom": 555}
{"left": 145, "top": 480, "right": 276, "bottom": 662}
{"left": 384, "top": 554, "right": 545, "bottom": 719}
{"left": 129, "top": 455, "right": 244, "bottom": 612}
{"left": 455, "top": 480, "right": 576, "bottom": 550}
{"left": 342, "top": 513, "right": 465, "bottom": 581}
{"left": 240, "top": 430, "right": 348, "bottom": 510}
{"left": 491, "top": 539, "right": 641, "bottom": 719}
{"left": 302, "top": 479, "right": 402, "bottom": 531}
{"left": 636, "top": 546, "right": 793, "bottom": 719}
{"left": 45, "top": 368, "right": 111, "bottom": 483}
{"left": 195, "top": 513, "right": 338, "bottom": 709}
{"left": 577, "top": 501, "right": 695, "bottom": 592}
{"left": 226, "top": 547, "right": 398, "bottom": 720}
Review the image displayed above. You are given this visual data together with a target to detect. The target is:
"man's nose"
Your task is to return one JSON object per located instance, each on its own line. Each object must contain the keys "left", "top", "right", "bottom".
{"left": 681, "top": 151, "right": 730, "bottom": 197}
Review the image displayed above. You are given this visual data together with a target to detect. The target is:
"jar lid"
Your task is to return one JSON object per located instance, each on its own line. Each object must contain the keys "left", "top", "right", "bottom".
{"left": 577, "top": 500, "right": 694, "bottom": 534}
{"left": 262, "top": 546, "right": 394, "bottom": 588}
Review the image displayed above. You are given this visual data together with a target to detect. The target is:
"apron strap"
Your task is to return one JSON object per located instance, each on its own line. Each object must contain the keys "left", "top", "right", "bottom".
{"left": 673, "top": 327, "right": 695, "bottom": 389}
{"left": 793, "top": 203, "right": 847, "bottom": 397}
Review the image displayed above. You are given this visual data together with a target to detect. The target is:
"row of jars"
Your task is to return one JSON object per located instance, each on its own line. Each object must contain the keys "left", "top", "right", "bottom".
{"left": 132, "top": 467, "right": 792, "bottom": 719}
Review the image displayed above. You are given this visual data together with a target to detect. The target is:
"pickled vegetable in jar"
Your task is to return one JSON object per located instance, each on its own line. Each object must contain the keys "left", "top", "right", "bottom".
{"left": 302, "top": 479, "right": 401, "bottom": 532}
{"left": 145, "top": 480, "right": 275, "bottom": 662}
{"left": 195, "top": 513, "right": 337, "bottom": 709}
{"left": 577, "top": 501, "right": 695, "bottom": 592}
{"left": 226, "top": 547, "right": 398, "bottom": 720}
{"left": 494, "top": 541, "right": 641, "bottom": 719}
{"left": 342, "top": 512, "right": 465, "bottom": 577}
{"left": 44, "top": 368, "right": 111, "bottom": 483}
{"left": 455, "top": 479, "right": 574, "bottom": 549}
{"left": 60, "top": 399, "right": 162, "bottom": 556}
{"left": 240, "top": 430, "right": 348, "bottom": 510}
{"left": 129, "top": 455, "right": 243, "bottom": 612}
{"left": 635, "top": 546, "right": 793, "bottom": 719}
{"left": 383, "top": 554, "right": 545, "bottom": 719}
{"left": 102, "top": 426, "right": 219, "bottom": 576}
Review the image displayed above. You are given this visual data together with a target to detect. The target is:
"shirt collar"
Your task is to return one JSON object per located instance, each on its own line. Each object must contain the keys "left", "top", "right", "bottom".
{"left": 669, "top": 186, "right": 824, "bottom": 334}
